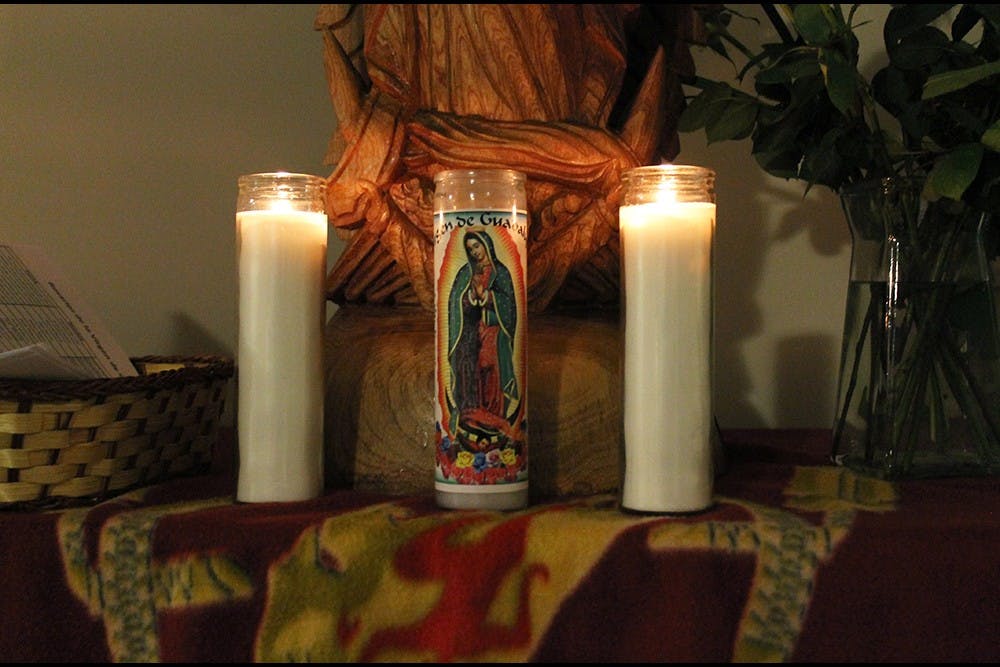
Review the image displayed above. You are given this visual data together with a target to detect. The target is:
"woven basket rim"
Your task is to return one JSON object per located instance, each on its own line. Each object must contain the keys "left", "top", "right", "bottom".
{"left": 0, "top": 354, "right": 234, "bottom": 402}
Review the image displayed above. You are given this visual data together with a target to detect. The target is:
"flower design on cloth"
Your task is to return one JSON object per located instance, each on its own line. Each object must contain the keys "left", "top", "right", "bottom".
{"left": 255, "top": 467, "right": 896, "bottom": 662}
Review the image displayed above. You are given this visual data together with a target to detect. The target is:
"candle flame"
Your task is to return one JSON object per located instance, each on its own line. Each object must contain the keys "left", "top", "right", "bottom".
{"left": 267, "top": 196, "right": 295, "bottom": 212}
{"left": 656, "top": 180, "right": 678, "bottom": 204}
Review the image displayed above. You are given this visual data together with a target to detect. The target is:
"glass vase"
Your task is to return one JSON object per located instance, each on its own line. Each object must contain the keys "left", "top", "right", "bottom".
{"left": 832, "top": 177, "right": 1000, "bottom": 479}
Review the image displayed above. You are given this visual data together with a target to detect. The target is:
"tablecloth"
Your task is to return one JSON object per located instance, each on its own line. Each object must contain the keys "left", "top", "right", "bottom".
{"left": 1, "top": 429, "right": 997, "bottom": 662}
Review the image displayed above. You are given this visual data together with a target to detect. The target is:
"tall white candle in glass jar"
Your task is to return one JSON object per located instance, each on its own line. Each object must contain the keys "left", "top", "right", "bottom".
{"left": 236, "top": 172, "right": 328, "bottom": 502}
{"left": 618, "top": 165, "right": 716, "bottom": 514}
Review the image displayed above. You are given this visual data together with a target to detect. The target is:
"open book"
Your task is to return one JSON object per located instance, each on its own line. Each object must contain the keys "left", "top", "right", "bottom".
{"left": 0, "top": 244, "right": 137, "bottom": 380}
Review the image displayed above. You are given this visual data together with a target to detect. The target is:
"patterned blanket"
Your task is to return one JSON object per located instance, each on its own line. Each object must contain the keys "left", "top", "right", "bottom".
{"left": 1, "top": 430, "right": 997, "bottom": 662}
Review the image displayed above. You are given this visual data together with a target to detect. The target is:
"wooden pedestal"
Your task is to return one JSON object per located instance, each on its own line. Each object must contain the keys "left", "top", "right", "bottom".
{"left": 323, "top": 304, "right": 621, "bottom": 499}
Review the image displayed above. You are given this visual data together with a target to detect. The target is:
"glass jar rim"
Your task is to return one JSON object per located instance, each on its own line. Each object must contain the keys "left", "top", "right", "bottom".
{"left": 433, "top": 168, "right": 526, "bottom": 185}
{"left": 238, "top": 171, "right": 326, "bottom": 188}
{"left": 622, "top": 164, "right": 715, "bottom": 180}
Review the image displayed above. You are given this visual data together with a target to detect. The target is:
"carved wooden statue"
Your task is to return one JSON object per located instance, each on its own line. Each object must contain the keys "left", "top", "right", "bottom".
{"left": 317, "top": 3, "right": 695, "bottom": 313}
{"left": 316, "top": 4, "right": 699, "bottom": 496}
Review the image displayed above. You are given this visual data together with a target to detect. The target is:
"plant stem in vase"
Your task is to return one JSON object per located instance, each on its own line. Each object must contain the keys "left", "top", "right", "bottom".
{"left": 831, "top": 178, "right": 1000, "bottom": 478}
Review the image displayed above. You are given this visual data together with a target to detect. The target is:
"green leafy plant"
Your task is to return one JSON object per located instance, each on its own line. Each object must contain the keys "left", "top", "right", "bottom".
{"left": 679, "top": 4, "right": 1000, "bottom": 212}
{"left": 680, "top": 4, "right": 1000, "bottom": 478}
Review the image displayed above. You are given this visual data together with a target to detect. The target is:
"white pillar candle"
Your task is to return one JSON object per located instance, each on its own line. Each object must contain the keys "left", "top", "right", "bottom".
{"left": 619, "top": 176, "right": 715, "bottom": 513}
{"left": 236, "top": 181, "right": 327, "bottom": 503}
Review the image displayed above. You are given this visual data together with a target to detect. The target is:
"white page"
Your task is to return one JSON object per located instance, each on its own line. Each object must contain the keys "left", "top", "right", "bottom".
{"left": 0, "top": 244, "right": 137, "bottom": 379}
{"left": 0, "top": 343, "right": 92, "bottom": 380}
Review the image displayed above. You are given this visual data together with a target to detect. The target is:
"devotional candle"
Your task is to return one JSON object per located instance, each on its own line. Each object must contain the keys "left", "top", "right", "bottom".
{"left": 432, "top": 169, "right": 530, "bottom": 511}
{"left": 235, "top": 172, "right": 327, "bottom": 502}
{"left": 618, "top": 164, "right": 716, "bottom": 514}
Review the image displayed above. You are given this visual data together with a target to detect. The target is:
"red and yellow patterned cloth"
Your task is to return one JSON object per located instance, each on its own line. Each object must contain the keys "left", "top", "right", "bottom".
{"left": 1, "top": 430, "right": 997, "bottom": 662}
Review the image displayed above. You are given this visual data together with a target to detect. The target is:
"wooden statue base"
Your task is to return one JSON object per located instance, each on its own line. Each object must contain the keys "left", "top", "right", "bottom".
{"left": 323, "top": 304, "right": 621, "bottom": 499}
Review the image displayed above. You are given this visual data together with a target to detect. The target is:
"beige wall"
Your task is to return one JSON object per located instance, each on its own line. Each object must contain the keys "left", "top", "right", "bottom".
{"left": 1, "top": 4, "right": 336, "bottom": 356}
{"left": 677, "top": 4, "right": 891, "bottom": 428}
{"left": 0, "top": 4, "right": 892, "bottom": 429}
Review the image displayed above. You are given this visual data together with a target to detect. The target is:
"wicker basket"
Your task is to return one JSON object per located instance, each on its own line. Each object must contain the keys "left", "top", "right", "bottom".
{"left": 0, "top": 355, "right": 234, "bottom": 509}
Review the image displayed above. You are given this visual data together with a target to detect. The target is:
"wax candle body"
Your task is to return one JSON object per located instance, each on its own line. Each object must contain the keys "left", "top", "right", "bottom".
{"left": 236, "top": 209, "right": 327, "bottom": 502}
{"left": 620, "top": 200, "right": 715, "bottom": 513}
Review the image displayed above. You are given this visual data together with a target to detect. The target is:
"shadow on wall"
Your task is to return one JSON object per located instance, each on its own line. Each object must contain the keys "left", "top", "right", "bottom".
{"left": 775, "top": 185, "right": 849, "bottom": 258}
{"left": 170, "top": 311, "right": 232, "bottom": 358}
{"left": 707, "top": 145, "right": 769, "bottom": 429}
{"left": 708, "top": 147, "right": 848, "bottom": 429}
{"left": 773, "top": 180, "right": 848, "bottom": 429}
{"left": 776, "top": 333, "right": 836, "bottom": 428}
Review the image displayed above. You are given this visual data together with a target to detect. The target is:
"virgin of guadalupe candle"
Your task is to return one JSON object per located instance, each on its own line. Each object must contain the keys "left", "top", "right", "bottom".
{"left": 618, "top": 164, "right": 716, "bottom": 514}
{"left": 433, "top": 169, "right": 529, "bottom": 511}
{"left": 235, "top": 172, "right": 328, "bottom": 503}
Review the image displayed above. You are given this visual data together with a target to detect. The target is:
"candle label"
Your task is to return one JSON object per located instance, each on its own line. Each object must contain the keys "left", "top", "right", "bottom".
{"left": 433, "top": 213, "right": 529, "bottom": 493}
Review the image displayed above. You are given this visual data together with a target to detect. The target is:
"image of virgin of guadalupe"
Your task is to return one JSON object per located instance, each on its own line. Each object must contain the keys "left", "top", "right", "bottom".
{"left": 446, "top": 230, "right": 521, "bottom": 451}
